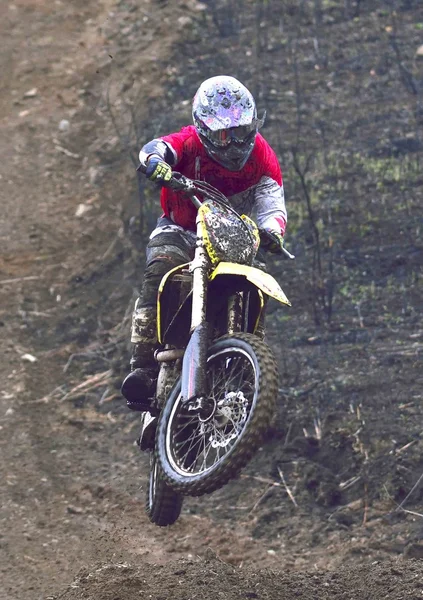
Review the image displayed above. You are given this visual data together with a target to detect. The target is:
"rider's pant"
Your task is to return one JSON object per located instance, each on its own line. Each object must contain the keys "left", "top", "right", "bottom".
{"left": 130, "top": 218, "right": 196, "bottom": 360}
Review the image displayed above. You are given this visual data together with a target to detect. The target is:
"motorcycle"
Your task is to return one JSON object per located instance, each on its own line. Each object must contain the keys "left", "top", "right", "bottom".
{"left": 139, "top": 173, "right": 294, "bottom": 526}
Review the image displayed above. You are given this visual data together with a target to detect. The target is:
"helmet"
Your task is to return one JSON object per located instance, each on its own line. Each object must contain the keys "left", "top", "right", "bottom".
{"left": 192, "top": 75, "right": 265, "bottom": 171}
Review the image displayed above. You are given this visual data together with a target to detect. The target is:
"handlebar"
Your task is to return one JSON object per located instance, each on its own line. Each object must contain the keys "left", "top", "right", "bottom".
{"left": 142, "top": 167, "right": 295, "bottom": 259}
{"left": 167, "top": 172, "right": 231, "bottom": 208}
{"left": 258, "top": 229, "right": 295, "bottom": 260}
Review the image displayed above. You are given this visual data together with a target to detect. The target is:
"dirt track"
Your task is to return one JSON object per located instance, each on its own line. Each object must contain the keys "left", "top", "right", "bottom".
{"left": 1, "top": 1, "right": 422, "bottom": 599}
{"left": 0, "top": 2, "right": 285, "bottom": 597}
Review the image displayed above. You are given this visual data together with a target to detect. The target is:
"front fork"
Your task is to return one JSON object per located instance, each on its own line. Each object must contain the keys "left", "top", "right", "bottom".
{"left": 227, "top": 292, "right": 245, "bottom": 334}
{"left": 181, "top": 231, "right": 210, "bottom": 406}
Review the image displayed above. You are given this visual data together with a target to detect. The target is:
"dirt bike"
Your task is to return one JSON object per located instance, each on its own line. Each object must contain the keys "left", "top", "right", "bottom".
{"left": 139, "top": 172, "right": 294, "bottom": 526}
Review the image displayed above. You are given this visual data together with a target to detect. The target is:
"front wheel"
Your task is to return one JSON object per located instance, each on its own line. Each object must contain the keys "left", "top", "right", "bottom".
{"left": 145, "top": 452, "right": 184, "bottom": 526}
{"left": 155, "top": 333, "right": 278, "bottom": 496}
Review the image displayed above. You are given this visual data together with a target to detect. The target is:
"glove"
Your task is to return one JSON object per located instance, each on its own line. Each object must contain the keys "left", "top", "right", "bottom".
{"left": 262, "top": 229, "right": 285, "bottom": 254}
{"left": 145, "top": 155, "right": 172, "bottom": 184}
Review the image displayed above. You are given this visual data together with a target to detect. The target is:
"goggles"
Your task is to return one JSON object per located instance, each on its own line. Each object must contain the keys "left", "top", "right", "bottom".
{"left": 205, "top": 112, "right": 266, "bottom": 148}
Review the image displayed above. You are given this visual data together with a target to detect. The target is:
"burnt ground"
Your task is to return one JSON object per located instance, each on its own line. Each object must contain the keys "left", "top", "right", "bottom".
{"left": 1, "top": 1, "right": 422, "bottom": 599}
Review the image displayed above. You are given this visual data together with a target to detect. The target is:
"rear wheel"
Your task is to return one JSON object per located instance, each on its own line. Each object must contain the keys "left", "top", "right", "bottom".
{"left": 145, "top": 452, "right": 183, "bottom": 526}
{"left": 156, "top": 333, "right": 278, "bottom": 496}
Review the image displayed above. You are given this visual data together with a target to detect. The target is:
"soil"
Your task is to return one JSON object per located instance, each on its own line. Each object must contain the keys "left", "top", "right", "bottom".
{"left": 1, "top": 1, "right": 422, "bottom": 600}
{"left": 56, "top": 553, "right": 423, "bottom": 600}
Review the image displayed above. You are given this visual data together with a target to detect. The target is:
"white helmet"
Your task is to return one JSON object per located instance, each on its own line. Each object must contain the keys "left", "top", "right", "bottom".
{"left": 192, "top": 75, "right": 265, "bottom": 171}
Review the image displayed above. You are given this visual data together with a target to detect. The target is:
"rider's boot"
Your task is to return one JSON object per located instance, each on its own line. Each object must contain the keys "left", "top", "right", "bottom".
{"left": 121, "top": 305, "right": 159, "bottom": 413}
{"left": 121, "top": 344, "right": 158, "bottom": 412}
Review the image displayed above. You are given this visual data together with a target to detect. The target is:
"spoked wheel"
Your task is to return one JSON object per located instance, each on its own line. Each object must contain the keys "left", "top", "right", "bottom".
{"left": 156, "top": 333, "right": 278, "bottom": 496}
{"left": 145, "top": 452, "right": 183, "bottom": 526}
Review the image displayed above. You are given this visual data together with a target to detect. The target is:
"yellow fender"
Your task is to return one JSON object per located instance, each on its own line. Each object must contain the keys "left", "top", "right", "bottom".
{"left": 209, "top": 262, "right": 291, "bottom": 306}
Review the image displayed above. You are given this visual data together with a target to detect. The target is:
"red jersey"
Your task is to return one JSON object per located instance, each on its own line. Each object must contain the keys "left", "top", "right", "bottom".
{"left": 149, "top": 126, "right": 286, "bottom": 235}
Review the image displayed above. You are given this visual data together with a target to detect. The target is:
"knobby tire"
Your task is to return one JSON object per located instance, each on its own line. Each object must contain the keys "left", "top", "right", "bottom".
{"left": 145, "top": 452, "right": 183, "bottom": 526}
{"left": 155, "top": 333, "right": 278, "bottom": 496}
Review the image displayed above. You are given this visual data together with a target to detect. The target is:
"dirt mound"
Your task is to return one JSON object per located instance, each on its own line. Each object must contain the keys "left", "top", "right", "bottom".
{"left": 55, "top": 553, "right": 423, "bottom": 600}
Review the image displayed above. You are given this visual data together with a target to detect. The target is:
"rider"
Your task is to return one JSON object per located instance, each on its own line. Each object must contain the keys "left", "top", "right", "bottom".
{"left": 121, "top": 75, "right": 287, "bottom": 411}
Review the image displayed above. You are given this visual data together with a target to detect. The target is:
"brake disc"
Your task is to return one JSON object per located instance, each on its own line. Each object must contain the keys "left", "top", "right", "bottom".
{"left": 208, "top": 391, "right": 249, "bottom": 448}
